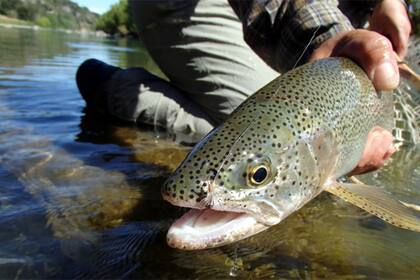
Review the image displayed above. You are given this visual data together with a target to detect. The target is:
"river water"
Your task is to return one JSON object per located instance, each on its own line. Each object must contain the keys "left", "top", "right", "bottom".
{"left": 0, "top": 26, "right": 419, "bottom": 279}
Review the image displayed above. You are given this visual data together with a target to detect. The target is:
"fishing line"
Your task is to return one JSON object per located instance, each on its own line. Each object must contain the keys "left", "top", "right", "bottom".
{"left": 291, "top": 25, "right": 321, "bottom": 70}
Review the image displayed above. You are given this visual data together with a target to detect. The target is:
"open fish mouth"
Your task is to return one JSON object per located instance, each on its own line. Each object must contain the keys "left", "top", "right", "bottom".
{"left": 167, "top": 208, "right": 269, "bottom": 250}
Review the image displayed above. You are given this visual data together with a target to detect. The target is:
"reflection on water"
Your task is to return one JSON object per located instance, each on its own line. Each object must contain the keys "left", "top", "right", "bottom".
{"left": 0, "top": 26, "right": 419, "bottom": 279}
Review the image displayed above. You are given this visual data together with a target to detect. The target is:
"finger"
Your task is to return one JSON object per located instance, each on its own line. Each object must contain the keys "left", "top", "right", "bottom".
{"left": 368, "top": 0, "right": 412, "bottom": 59}
{"left": 309, "top": 37, "right": 338, "bottom": 61}
{"left": 387, "top": 21, "right": 410, "bottom": 59}
{"left": 381, "top": 26, "right": 404, "bottom": 59}
{"left": 395, "top": 26, "right": 410, "bottom": 58}
{"left": 372, "top": 134, "right": 389, "bottom": 166}
{"left": 370, "top": 129, "right": 394, "bottom": 165}
{"left": 367, "top": 130, "right": 386, "bottom": 167}
{"left": 357, "top": 129, "right": 379, "bottom": 168}
{"left": 383, "top": 144, "right": 396, "bottom": 161}
{"left": 352, "top": 127, "right": 394, "bottom": 175}
{"left": 380, "top": 131, "right": 396, "bottom": 160}
{"left": 395, "top": 8, "right": 412, "bottom": 58}
{"left": 330, "top": 30, "right": 399, "bottom": 91}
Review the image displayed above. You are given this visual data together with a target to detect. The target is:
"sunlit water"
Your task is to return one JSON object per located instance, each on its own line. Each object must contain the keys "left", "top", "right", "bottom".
{"left": 0, "top": 26, "right": 419, "bottom": 279}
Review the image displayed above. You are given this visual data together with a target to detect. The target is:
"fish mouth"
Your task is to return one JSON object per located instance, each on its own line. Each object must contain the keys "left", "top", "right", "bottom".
{"left": 166, "top": 208, "right": 269, "bottom": 250}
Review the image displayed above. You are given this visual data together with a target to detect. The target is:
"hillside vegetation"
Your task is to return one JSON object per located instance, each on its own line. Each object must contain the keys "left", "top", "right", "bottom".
{"left": 0, "top": 0, "right": 98, "bottom": 30}
{"left": 95, "top": 0, "right": 136, "bottom": 36}
{"left": 0, "top": 0, "right": 418, "bottom": 36}
{"left": 94, "top": 0, "right": 420, "bottom": 37}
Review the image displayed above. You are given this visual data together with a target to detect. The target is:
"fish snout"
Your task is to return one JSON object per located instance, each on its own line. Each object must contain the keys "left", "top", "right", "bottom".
{"left": 161, "top": 178, "right": 209, "bottom": 208}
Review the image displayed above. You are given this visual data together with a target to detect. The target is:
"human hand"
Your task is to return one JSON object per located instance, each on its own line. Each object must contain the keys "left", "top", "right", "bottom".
{"left": 348, "top": 126, "right": 395, "bottom": 176}
{"left": 369, "top": 0, "right": 411, "bottom": 59}
{"left": 310, "top": 30, "right": 398, "bottom": 175}
{"left": 310, "top": 29, "right": 399, "bottom": 91}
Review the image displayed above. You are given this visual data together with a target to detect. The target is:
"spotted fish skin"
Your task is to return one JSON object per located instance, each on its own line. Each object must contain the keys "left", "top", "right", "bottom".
{"left": 162, "top": 58, "right": 394, "bottom": 225}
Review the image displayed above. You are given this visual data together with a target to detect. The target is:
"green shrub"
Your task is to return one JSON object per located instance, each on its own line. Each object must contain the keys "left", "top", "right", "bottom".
{"left": 0, "top": 0, "right": 98, "bottom": 30}
{"left": 36, "top": 16, "right": 52, "bottom": 28}
{"left": 0, "top": 0, "right": 17, "bottom": 15}
{"left": 95, "top": 0, "right": 137, "bottom": 36}
{"left": 16, "top": 4, "right": 37, "bottom": 21}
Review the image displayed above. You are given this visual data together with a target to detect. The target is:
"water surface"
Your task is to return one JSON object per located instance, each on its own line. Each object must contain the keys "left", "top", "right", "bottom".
{"left": 0, "top": 26, "right": 419, "bottom": 279}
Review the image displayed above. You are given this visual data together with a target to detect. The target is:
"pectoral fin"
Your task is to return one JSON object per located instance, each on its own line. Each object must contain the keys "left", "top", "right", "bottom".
{"left": 350, "top": 176, "right": 420, "bottom": 212}
{"left": 325, "top": 182, "right": 420, "bottom": 232}
{"left": 399, "top": 201, "right": 420, "bottom": 212}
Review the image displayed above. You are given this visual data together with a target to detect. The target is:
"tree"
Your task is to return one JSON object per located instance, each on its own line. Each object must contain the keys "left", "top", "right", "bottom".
{"left": 0, "top": 0, "right": 98, "bottom": 30}
{"left": 16, "top": 3, "right": 37, "bottom": 21}
{"left": 0, "top": 0, "right": 17, "bottom": 15}
{"left": 95, "top": 0, "right": 137, "bottom": 36}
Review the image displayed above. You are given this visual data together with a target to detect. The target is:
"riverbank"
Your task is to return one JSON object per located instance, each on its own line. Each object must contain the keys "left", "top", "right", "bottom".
{"left": 0, "top": 15, "right": 106, "bottom": 37}
{"left": 0, "top": 14, "right": 29, "bottom": 25}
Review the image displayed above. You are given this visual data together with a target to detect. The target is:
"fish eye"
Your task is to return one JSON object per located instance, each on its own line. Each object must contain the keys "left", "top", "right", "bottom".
{"left": 248, "top": 165, "right": 270, "bottom": 186}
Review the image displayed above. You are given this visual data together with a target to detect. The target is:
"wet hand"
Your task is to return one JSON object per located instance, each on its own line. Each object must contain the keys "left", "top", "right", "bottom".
{"left": 310, "top": 29, "right": 399, "bottom": 91}
{"left": 369, "top": 0, "right": 411, "bottom": 59}
{"left": 349, "top": 126, "right": 395, "bottom": 176}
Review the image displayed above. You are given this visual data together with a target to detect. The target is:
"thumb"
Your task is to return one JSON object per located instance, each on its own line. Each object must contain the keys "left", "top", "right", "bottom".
{"left": 311, "top": 30, "right": 399, "bottom": 91}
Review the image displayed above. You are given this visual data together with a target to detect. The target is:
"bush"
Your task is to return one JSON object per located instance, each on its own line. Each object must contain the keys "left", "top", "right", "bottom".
{"left": 95, "top": 0, "right": 137, "bottom": 36}
{"left": 36, "top": 16, "right": 52, "bottom": 28}
{"left": 0, "top": 0, "right": 98, "bottom": 30}
{"left": 16, "top": 4, "right": 37, "bottom": 21}
{"left": 0, "top": 0, "right": 17, "bottom": 15}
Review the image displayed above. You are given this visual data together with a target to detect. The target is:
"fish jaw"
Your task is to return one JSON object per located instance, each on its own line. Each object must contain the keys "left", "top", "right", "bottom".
{"left": 162, "top": 190, "right": 207, "bottom": 210}
{"left": 163, "top": 187, "right": 287, "bottom": 250}
{"left": 166, "top": 208, "right": 269, "bottom": 250}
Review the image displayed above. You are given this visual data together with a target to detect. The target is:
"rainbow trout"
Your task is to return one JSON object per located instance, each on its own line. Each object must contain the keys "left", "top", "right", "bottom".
{"left": 162, "top": 58, "right": 420, "bottom": 250}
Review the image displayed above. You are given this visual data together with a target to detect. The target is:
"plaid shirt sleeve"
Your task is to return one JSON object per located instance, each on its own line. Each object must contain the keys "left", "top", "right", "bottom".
{"left": 228, "top": 0, "right": 372, "bottom": 72}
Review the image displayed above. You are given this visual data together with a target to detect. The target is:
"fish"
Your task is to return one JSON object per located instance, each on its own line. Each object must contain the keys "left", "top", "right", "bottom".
{"left": 161, "top": 58, "right": 420, "bottom": 250}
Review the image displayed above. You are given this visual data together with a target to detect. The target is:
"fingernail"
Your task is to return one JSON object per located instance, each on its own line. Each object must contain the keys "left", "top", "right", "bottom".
{"left": 371, "top": 130, "right": 382, "bottom": 139}
{"left": 373, "top": 61, "right": 399, "bottom": 90}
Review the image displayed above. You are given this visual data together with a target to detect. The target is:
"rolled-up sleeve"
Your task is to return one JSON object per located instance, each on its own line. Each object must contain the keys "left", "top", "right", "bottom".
{"left": 229, "top": 0, "right": 354, "bottom": 72}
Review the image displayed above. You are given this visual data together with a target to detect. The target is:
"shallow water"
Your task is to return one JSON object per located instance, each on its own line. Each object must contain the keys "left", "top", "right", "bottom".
{"left": 0, "top": 26, "right": 419, "bottom": 279}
